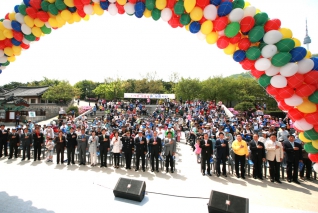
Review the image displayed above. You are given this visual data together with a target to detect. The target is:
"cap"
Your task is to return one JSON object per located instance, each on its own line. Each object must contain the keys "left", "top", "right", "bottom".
{"left": 281, "top": 124, "right": 286, "bottom": 128}
{"left": 138, "top": 130, "right": 143, "bottom": 133}
{"left": 12, "top": 127, "right": 16, "bottom": 130}
{"left": 262, "top": 131, "right": 267, "bottom": 134}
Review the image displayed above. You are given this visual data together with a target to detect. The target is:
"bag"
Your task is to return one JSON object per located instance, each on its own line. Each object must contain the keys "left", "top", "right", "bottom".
{"left": 299, "top": 161, "right": 304, "bottom": 171}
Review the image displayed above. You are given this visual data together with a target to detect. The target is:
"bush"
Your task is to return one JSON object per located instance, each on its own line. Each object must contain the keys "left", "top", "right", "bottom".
{"left": 264, "top": 110, "right": 286, "bottom": 119}
{"left": 234, "top": 102, "right": 255, "bottom": 112}
{"left": 67, "top": 106, "right": 79, "bottom": 116}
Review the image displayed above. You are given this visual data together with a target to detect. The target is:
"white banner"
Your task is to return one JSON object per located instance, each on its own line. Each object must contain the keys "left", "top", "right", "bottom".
{"left": 28, "top": 111, "right": 36, "bottom": 117}
{"left": 124, "top": 93, "right": 175, "bottom": 99}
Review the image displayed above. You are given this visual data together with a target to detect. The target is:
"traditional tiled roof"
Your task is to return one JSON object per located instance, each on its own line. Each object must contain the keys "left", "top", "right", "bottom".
{"left": 3, "top": 86, "right": 49, "bottom": 97}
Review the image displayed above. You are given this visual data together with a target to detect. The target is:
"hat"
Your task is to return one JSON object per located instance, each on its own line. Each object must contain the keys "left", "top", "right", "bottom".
{"left": 281, "top": 124, "right": 286, "bottom": 128}
{"left": 138, "top": 130, "right": 143, "bottom": 133}
{"left": 12, "top": 127, "right": 16, "bottom": 130}
{"left": 47, "top": 124, "right": 52, "bottom": 127}
{"left": 168, "top": 124, "right": 172, "bottom": 128}
{"left": 262, "top": 131, "right": 267, "bottom": 134}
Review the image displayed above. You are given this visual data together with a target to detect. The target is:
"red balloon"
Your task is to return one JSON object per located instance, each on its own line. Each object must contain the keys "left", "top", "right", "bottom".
{"left": 35, "top": 37, "right": 40, "bottom": 41}
{"left": 128, "top": 0, "right": 138, "bottom": 3}
{"left": 229, "top": 32, "right": 241, "bottom": 44}
{"left": 199, "top": 17, "right": 207, "bottom": 25}
{"left": 77, "top": 8, "right": 86, "bottom": 17}
{"left": 168, "top": 14, "right": 180, "bottom": 28}
{"left": 196, "top": 0, "right": 210, "bottom": 9}
{"left": 295, "top": 84, "right": 316, "bottom": 97}
{"left": 81, "top": 0, "right": 91, "bottom": 5}
{"left": 3, "top": 38, "right": 12, "bottom": 48}
{"left": 264, "top": 19, "right": 281, "bottom": 32}
{"left": 240, "top": 59, "right": 255, "bottom": 70}
{"left": 166, "top": 0, "right": 176, "bottom": 8}
{"left": 13, "top": 31, "right": 23, "bottom": 42}
{"left": 37, "top": 11, "right": 49, "bottom": 22}
{"left": 308, "top": 153, "right": 318, "bottom": 163}
{"left": 74, "top": 0, "right": 84, "bottom": 8}
{"left": 288, "top": 108, "right": 304, "bottom": 121}
{"left": 217, "top": 36, "right": 230, "bottom": 49}
{"left": 305, "top": 112, "right": 318, "bottom": 125}
{"left": 287, "top": 73, "right": 305, "bottom": 89}
{"left": 314, "top": 125, "right": 318, "bottom": 133}
{"left": 26, "top": 7, "right": 38, "bottom": 19}
{"left": 250, "top": 69, "right": 264, "bottom": 78}
{"left": 266, "top": 85, "right": 280, "bottom": 96}
{"left": 20, "top": 42, "right": 30, "bottom": 49}
{"left": 278, "top": 100, "right": 293, "bottom": 111}
{"left": 278, "top": 86, "right": 295, "bottom": 99}
{"left": 304, "top": 71, "right": 318, "bottom": 86}
{"left": 30, "top": 0, "right": 42, "bottom": 10}
{"left": 5, "top": 13, "right": 9, "bottom": 20}
{"left": 213, "top": 17, "right": 228, "bottom": 31}
{"left": 240, "top": 16, "right": 255, "bottom": 33}
{"left": 116, "top": 2, "right": 125, "bottom": 14}
{"left": 238, "top": 38, "right": 251, "bottom": 51}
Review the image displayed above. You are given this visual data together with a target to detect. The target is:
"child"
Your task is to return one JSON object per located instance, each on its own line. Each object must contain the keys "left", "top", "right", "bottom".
{"left": 194, "top": 139, "right": 201, "bottom": 163}
{"left": 46, "top": 138, "right": 54, "bottom": 162}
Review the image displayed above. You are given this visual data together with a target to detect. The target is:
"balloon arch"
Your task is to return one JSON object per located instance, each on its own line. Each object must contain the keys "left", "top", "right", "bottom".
{"left": 1, "top": 0, "right": 318, "bottom": 164}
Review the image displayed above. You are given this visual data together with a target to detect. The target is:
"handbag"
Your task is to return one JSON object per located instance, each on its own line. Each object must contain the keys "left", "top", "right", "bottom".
{"left": 298, "top": 161, "right": 304, "bottom": 171}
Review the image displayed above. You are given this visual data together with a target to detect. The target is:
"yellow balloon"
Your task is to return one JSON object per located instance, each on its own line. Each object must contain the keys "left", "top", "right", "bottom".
{"left": 256, "top": 9, "right": 261, "bottom": 14}
{"left": 156, "top": 0, "right": 167, "bottom": 10}
{"left": 312, "top": 140, "right": 318, "bottom": 149}
{"left": 299, "top": 132, "right": 311, "bottom": 143}
{"left": 201, "top": 20, "right": 213, "bottom": 35}
{"left": 12, "top": 46, "right": 22, "bottom": 56}
{"left": 224, "top": 43, "right": 236, "bottom": 55}
{"left": 32, "top": 27, "right": 42, "bottom": 37}
{"left": 24, "top": 16, "right": 34, "bottom": 28}
{"left": 61, "top": 10, "right": 72, "bottom": 21}
{"left": 73, "top": 12, "right": 82, "bottom": 22}
{"left": 292, "top": 38, "right": 301, "bottom": 47}
{"left": 7, "top": 56, "right": 16, "bottom": 62}
{"left": 279, "top": 28, "right": 293, "bottom": 39}
{"left": 56, "top": 14, "right": 66, "bottom": 25}
{"left": 9, "top": 13, "right": 16, "bottom": 21}
{"left": 143, "top": 9, "right": 151, "bottom": 18}
{"left": 0, "top": 30, "right": 5, "bottom": 40}
{"left": 305, "top": 50, "right": 312, "bottom": 59}
{"left": 57, "top": 21, "right": 64, "bottom": 28}
{"left": 0, "top": 22, "right": 4, "bottom": 31}
{"left": 244, "top": 2, "right": 251, "bottom": 8}
{"left": 4, "top": 47, "right": 14, "bottom": 57}
{"left": 83, "top": 15, "right": 90, "bottom": 21}
{"left": 64, "top": 0, "right": 75, "bottom": 7}
{"left": 3, "top": 29, "right": 13, "bottom": 39}
{"left": 48, "top": 18, "right": 58, "bottom": 28}
{"left": 93, "top": 4, "right": 104, "bottom": 16}
{"left": 185, "top": 24, "right": 190, "bottom": 31}
{"left": 117, "top": 0, "right": 127, "bottom": 6}
{"left": 190, "top": 7, "right": 203, "bottom": 21}
{"left": 184, "top": 0, "right": 196, "bottom": 13}
{"left": 206, "top": 32, "right": 218, "bottom": 44}
{"left": 47, "top": 0, "right": 56, "bottom": 3}
{"left": 297, "top": 99, "right": 317, "bottom": 113}
{"left": 34, "top": 18, "right": 44, "bottom": 27}
{"left": 67, "top": 16, "right": 75, "bottom": 24}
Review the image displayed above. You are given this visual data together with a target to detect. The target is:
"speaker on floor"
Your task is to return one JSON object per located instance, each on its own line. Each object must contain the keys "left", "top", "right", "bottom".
{"left": 113, "top": 178, "right": 146, "bottom": 202}
{"left": 207, "top": 190, "right": 249, "bottom": 213}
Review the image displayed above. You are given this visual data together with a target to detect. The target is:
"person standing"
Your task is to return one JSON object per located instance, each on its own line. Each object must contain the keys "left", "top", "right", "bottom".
{"left": 111, "top": 131, "right": 122, "bottom": 169}
{"left": 164, "top": 132, "right": 176, "bottom": 173}
{"left": 15, "top": 113, "right": 20, "bottom": 126}
{"left": 249, "top": 134, "right": 266, "bottom": 180}
{"left": 300, "top": 142, "right": 312, "bottom": 180}
{"left": 33, "top": 127, "right": 44, "bottom": 161}
{"left": 99, "top": 128, "right": 110, "bottom": 168}
{"left": 215, "top": 132, "right": 229, "bottom": 177}
{"left": 149, "top": 130, "right": 162, "bottom": 172}
{"left": 8, "top": 127, "right": 20, "bottom": 159}
{"left": 200, "top": 133, "right": 213, "bottom": 176}
{"left": 66, "top": 127, "right": 77, "bottom": 165}
{"left": 21, "top": 128, "right": 33, "bottom": 161}
{"left": 0, "top": 124, "right": 9, "bottom": 158}
{"left": 265, "top": 133, "right": 284, "bottom": 183}
{"left": 283, "top": 135, "right": 303, "bottom": 184}
{"left": 77, "top": 128, "right": 88, "bottom": 166}
{"left": 135, "top": 130, "right": 147, "bottom": 172}
{"left": 88, "top": 130, "right": 99, "bottom": 167}
{"left": 121, "top": 131, "right": 134, "bottom": 170}
{"left": 232, "top": 134, "right": 249, "bottom": 179}
{"left": 55, "top": 130, "right": 66, "bottom": 164}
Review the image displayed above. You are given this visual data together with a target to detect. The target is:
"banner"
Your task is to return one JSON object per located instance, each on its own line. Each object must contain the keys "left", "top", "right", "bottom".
{"left": 124, "top": 93, "right": 175, "bottom": 99}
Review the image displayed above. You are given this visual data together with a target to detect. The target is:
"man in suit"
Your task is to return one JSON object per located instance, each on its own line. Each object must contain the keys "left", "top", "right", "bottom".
{"left": 249, "top": 134, "right": 266, "bottom": 180}
{"left": 121, "top": 131, "right": 134, "bottom": 169}
{"left": 164, "top": 131, "right": 176, "bottom": 173}
{"left": 283, "top": 135, "right": 303, "bottom": 184}
{"left": 77, "top": 128, "right": 88, "bottom": 165}
{"left": 55, "top": 130, "right": 66, "bottom": 164}
{"left": 215, "top": 132, "right": 229, "bottom": 177}
{"left": 8, "top": 127, "right": 20, "bottom": 159}
{"left": 66, "top": 127, "right": 77, "bottom": 165}
{"left": 200, "top": 133, "right": 213, "bottom": 176}
{"left": 265, "top": 133, "right": 284, "bottom": 183}
{"left": 149, "top": 130, "right": 162, "bottom": 172}
{"left": 33, "top": 127, "right": 44, "bottom": 161}
{"left": 0, "top": 124, "right": 9, "bottom": 157}
{"left": 21, "top": 128, "right": 33, "bottom": 160}
{"left": 135, "top": 130, "right": 147, "bottom": 172}
{"left": 99, "top": 128, "right": 110, "bottom": 168}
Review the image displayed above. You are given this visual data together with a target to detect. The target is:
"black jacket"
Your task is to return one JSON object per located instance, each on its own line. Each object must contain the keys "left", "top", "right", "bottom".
{"left": 66, "top": 132, "right": 77, "bottom": 148}
{"left": 249, "top": 140, "right": 265, "bottom": 160}
{"left": 55, "top": 136, "right": 66, "bottom": 148}
{"left": 121, "top": 136, "right": 134, "bottom": 153}
{"left": 215, "top": 139, "right": 229, "bottom": 158}
{"left": 0, "top": 129, "right": 8, "bottom": 141}
{"left": 283, "top": 141, "right": 303, "bottom": 162}
{"left": 33, "top": 133, "right": 44, "bottom": 144}
{"left": 134, "top": 136, "right": 147, "bottom": 153}
{"left": 99, "top": 134, "right": 110, "bottom": 149}
{"left": 200, "top": 139, "right": 213, "bottom": 156}
{"left": 149, "top": 137, "right": 162, "bottom": 154}
{"left": 8, "top": 133, "right": 20, "bottom": 145}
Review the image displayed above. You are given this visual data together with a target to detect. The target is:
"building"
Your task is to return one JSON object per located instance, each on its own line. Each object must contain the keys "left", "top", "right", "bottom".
{"left": 303, "top": 19, "right": 311, "bottom": 50}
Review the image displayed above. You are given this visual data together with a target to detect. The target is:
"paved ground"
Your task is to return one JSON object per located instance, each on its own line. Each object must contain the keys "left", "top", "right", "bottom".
{"left": 0, "top": 133, "right": 317, "bottom": 213}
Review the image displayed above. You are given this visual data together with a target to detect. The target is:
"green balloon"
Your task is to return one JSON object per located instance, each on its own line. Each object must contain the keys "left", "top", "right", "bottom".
{"left": 248, "top": 26, "right": 264, "bottom": 43}
{"left": 41, "top": 25, "right": 52, "bottom": 34}
{"left": 41, "top": 1, "right": 50, "bottom": 12}
{"left": 151, "top": 8, "right": 161, "bottom": 21}
{"left": 48, "top": 4, "right": 59, "bottom": 16}
{"left": 174, "top": 1, "right": 185, "bottom": 15}
{"left": 309, "top": 91, "right": 318, "bottom": 104}
{"left": 146, "top": 0, "right": 156, "bottom": 11}
{"left": 2, "top": 61, "right": 10, "bottom": 66}
{"left": 246, "top": 46, "right": 261, "bottom": 60}
{"left": 304, "top": 143, "right": 318, "bottom": 154}
{"left": 304, "top": 129, "right": 318, "bottom": 141}
{"left": 275, "top": 39, "right": 295, "bottom": 52}
{"left": 254, "top": 12, "right": 268, "bottom": 26}
{"left": 180, "top": 14, "right": 191, "bottom": 25}
{"left": 18, "top": 4, "right": 27, "bottom": 15}
{"left": 24, "top": 33, "right": 36, "bottom": 41}
{"left": 55, "top": 0, "right": 67, "bottom": 11}
{"left": 232, "top": 0, "right": 245, "bottom": 9}
{"left": 271, "top": 52, "right": 292, "bottom": 67}
{"left": 258, "top": 42, "right": 267, "bottom": 50}
{"left": 258, "top": 74, "right": 272, "bottom": 87}
{"left": 225, "top": 22, "right": 240, "bottom": 38}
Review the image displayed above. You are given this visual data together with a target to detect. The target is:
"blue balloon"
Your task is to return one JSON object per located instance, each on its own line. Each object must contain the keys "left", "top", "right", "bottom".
{"left": 0, "top": 70, "right": 2, "bottom": 74}
{"left": 290, "top": 47, "right": 307, "bottom": 62}
{"left": 100, "top": 1, "right": 110, "bottom": 10}
{"left": 11, "top": 38, "right": 21, "bottom": 46}
{"left": 135, "top": 2, "right": 145, "bottom": 18}
{"left": 11, "top": 21, "right": 22, "bottom": 32}
{"left": 14, "top": 5, "right": 20, "bottom": 13}
{"left": 311, "top": 57, "right": 318, "bottom": 71}
{"left": 217, "top": 2, "right": 233, "bottom": 17}
{"left": 210, "top": 0, "right": 221, "bottom": 6}
{"left": 189, "top": 21, "right": 201, "bottom": 34}
{"left": 68, "top": 7, "right": 77, "bottom": 13}
{"left": 233, "top": 50, "right": 246, "bottom": 62}
{"left": 23, "top": 0, "right": 30, "bottom": 6}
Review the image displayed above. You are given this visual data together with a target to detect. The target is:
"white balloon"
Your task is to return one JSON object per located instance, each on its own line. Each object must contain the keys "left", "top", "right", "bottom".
{"left": 21, "top": 24, "right": 31, "bottom": 35}
{"left": 203, "top": 5, "right": 217, "bottom": 20}
{"left": 255, "top": 58, "right": 271, "bottom": 71}
{"left": 261, "top": 44, "right": 277, "bottom": 58}
{"left": 265, "top": 65, "right": 280, "bottom": 76}
{"left": 285, "top": 94, "right": 303, "bottom": 107}
{"left": 218, "top": 30, "right": 225, "bottom": 36}
{"left": 0, "top": 56, "right": 7, "bottom": 64}
{"left": 22, "top": 38, "right": 31, "bottom": 45}
{"left": 280, "top": 63, "right": 298, "bottom": 77}
{"left": 0, "top": 50, "right": 4, "bottom": 57}
{"left": 92, "top": 0, "right": 100, "bottom": 2}
{"left": 45, "top": 22, "right": 51, "bottom": 28}
{"left": 3, "top": 20, "right": 12, "bottom": 30}
{"left": 314, "top": 164, "right": 318, "bottom": 173}
{"left": 229, "top": 8, "right": 244, "bottom": 22}
{"left": 270, "top": 75, "right": 287, "bottom": 88}
{"left": 83, "top": 5, "right": 94, "bottom": 15}
{"left": 15, "top": 13, "right": 25, "bottom": 24}
{"left": 263, "top": 30, "right": 283, "bottom": 45}
{"left": 294, "top": 119, "right": 313, "bottom": 131}
{"left": 298, "top": 59, "right": 314, "bottom": 74}
{"left": 108, "top": 0, "right": 116, "bottom": 3}
{"left": 0, "top": 66, "right": 6, "bottom": 70}
{"left": 243, "top": 6, "right": 256, "bottom": 17}
{"left": 124, "top": 3, "right": 135, "bottom": 15}
{"left": 108, "top": 3, "right": 118, "bottom": 16}
{"left": 161, "top": 8, "right": 172, "bottom": 22}
{"left": 196, "top": 31, "right": 206, "bottom": 41}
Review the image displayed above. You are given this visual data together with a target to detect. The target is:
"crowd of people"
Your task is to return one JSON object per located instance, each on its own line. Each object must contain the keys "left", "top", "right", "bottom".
{"left": 0, "top": 99, "right": 315, "bottom": 183}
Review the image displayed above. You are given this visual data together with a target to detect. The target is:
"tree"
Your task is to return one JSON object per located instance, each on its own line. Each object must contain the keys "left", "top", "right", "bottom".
{"left": 74, "top": 80, "right": 98, "bottom": 99}
{"left": 174, "top": 78, "right": 202, "bottom": 100}
{"left": 27, "top": 77, "right": 61, "bottom": 87}
{"left": 2, "top": 81, "right": 27, "bottom": 90}
{"left": 42, "top": 81, "right": 80, "bottom": 103}
{"left": 234, "top": 101, "right": 255, "bottom": 112}
{"left": 93, "top": 78, "right": 125, "bottom": 100}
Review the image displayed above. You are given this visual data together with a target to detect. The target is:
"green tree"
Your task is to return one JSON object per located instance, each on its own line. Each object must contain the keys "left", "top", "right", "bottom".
{"left": 74, "top": 80, "right": 98, "bottom": 99}
{"left": 42, "top": 81, "right": 80, "bottom": 103}
{"left": 27, "top": 77, "right": 61, "bottom": 87}
{"left": 174, "top": 78, "right": 202, "bottom": 100}
{"left": 2, "top": 81, "right": 27, "bottom": 90}
{"left": 93, "top": 78, "right": 124, "bottom": 100}
{"left": 234, "top": 101, "right": 255, "bottom": 111}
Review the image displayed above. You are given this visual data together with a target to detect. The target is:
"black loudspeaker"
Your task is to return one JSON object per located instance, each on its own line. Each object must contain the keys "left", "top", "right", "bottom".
{"left": 208, "top": 190, "right": 249, "bottom": 213}
{"left": 113, "top": 178, "right": 146, "bottom": 202}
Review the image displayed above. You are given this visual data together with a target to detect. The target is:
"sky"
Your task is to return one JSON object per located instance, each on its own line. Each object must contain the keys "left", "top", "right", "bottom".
{"left": 0, "top": 0, "right": 317, "bottom": 85}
